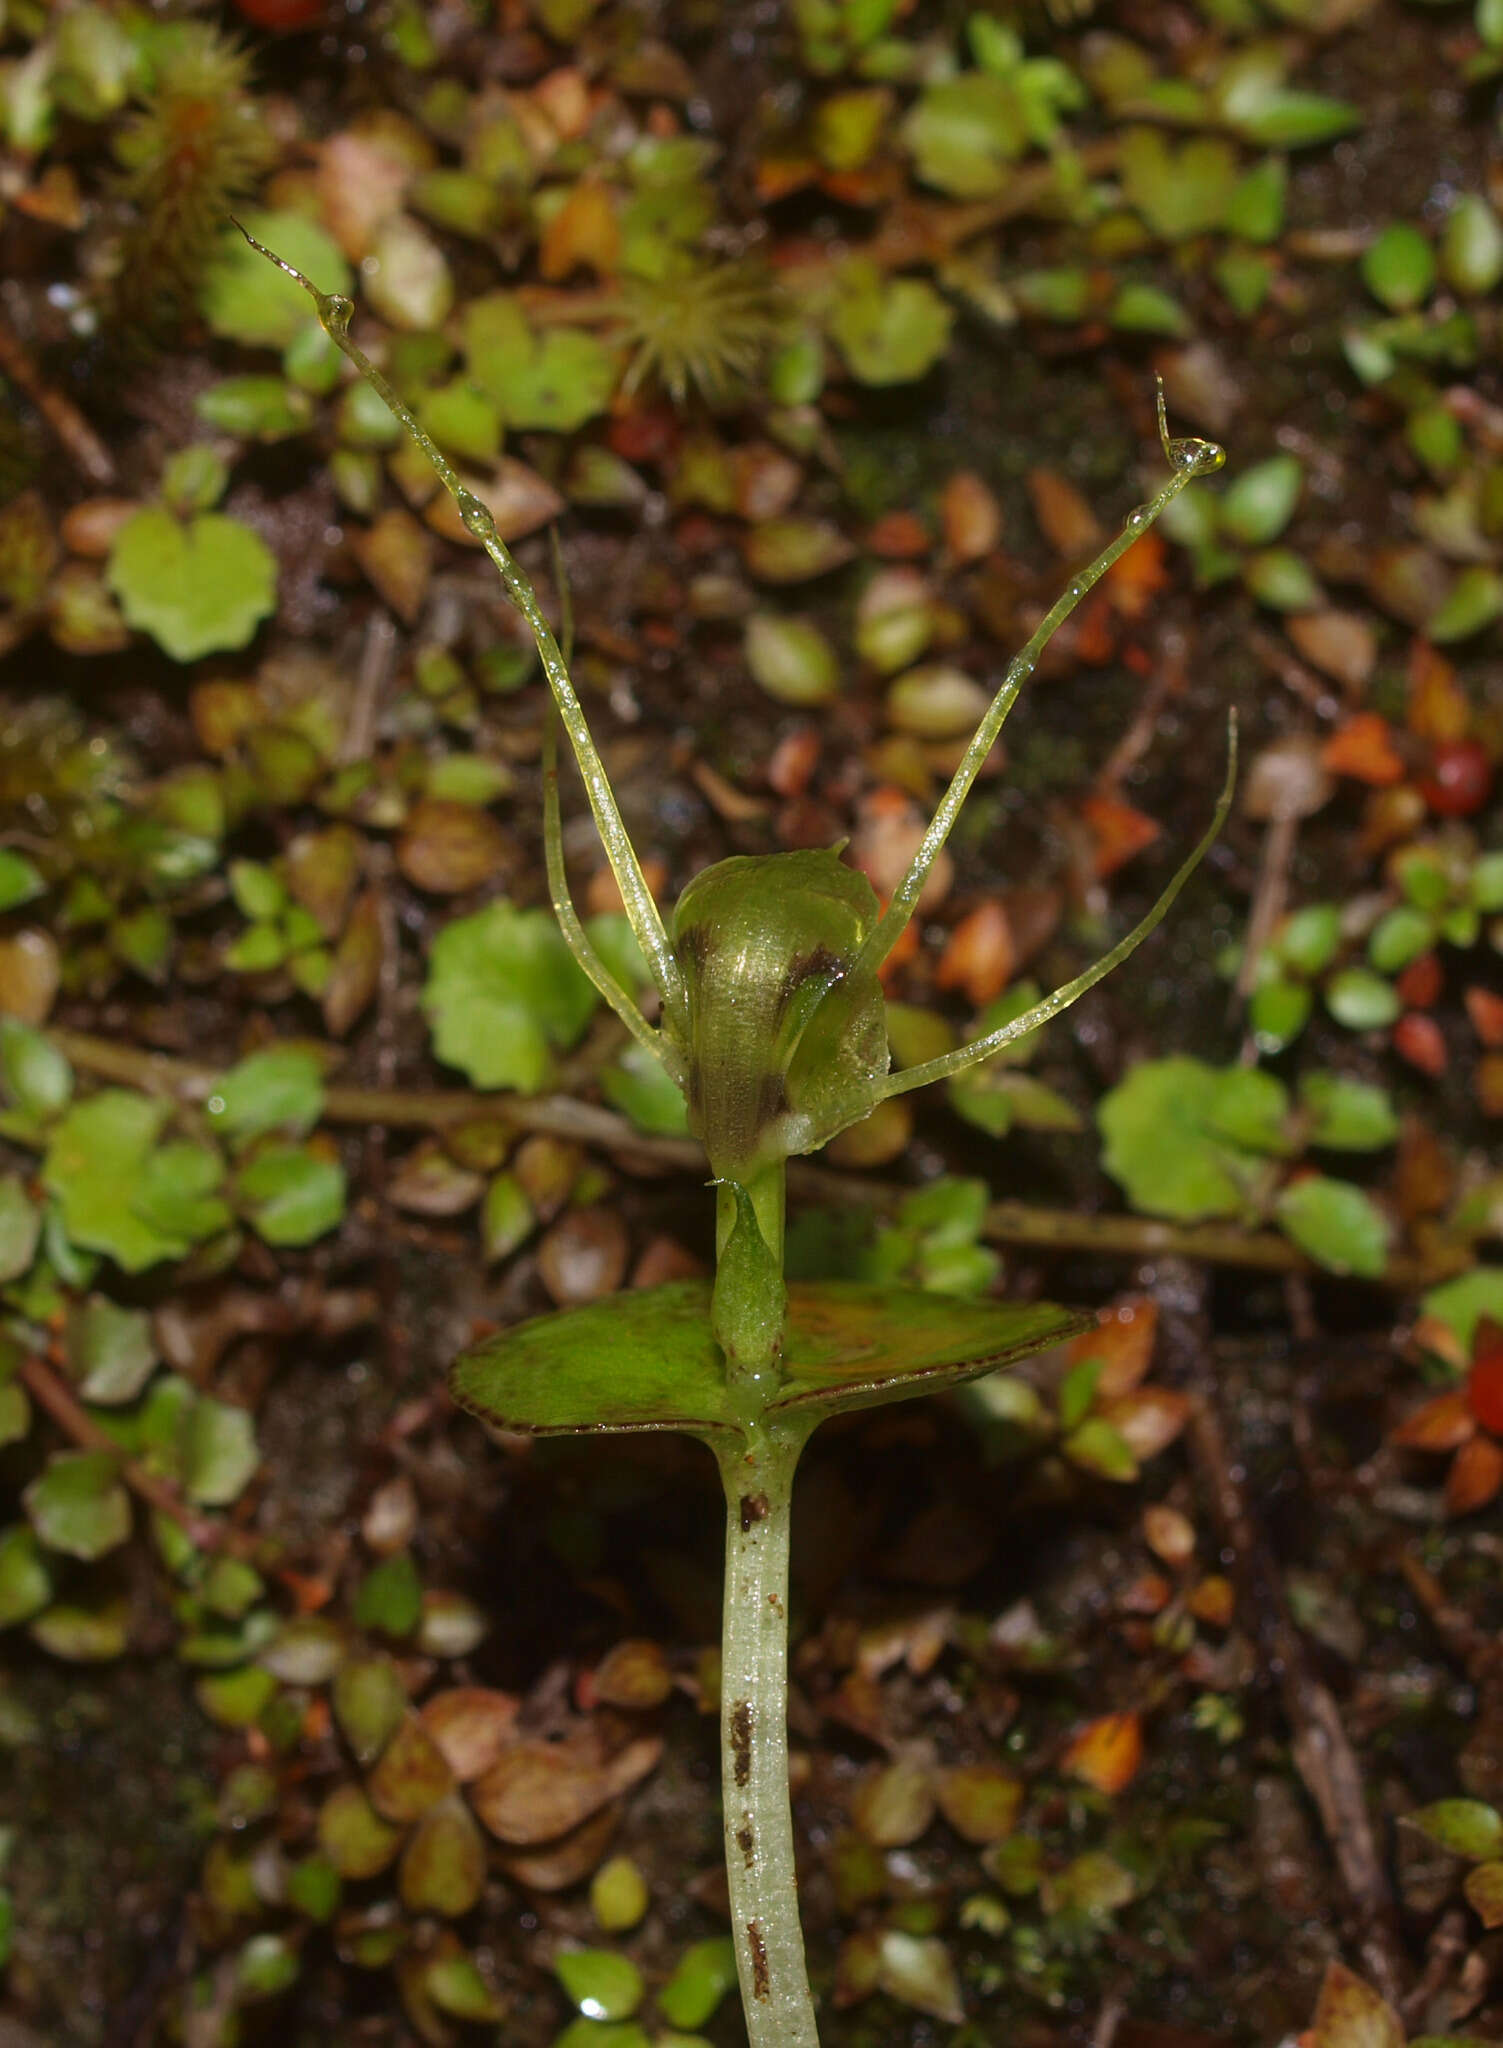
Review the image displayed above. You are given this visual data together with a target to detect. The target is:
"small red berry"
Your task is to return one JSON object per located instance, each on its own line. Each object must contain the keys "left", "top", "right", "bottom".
{"left": 1420, "top": 739, "right": 1493, "bottom": 818}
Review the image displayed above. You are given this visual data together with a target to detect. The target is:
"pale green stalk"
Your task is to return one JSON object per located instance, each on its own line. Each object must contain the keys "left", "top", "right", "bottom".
{"left": 880, "top": 713, "right": 1238, "bottom": 1099}
{"left": 231, "top": 223, "right": 688, "bottom": 1036}
{"left": 713, "top": 1415, "right": 818, "bottom": 2048}
{"left": 852, "top": 385, "right": 1226, "bottom": 987}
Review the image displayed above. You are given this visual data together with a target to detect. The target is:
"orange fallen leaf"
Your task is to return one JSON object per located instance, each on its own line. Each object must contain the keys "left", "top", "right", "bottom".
{"left": 1187, "top": 1575, "right": 1235, "bottom": 1628}
{"left": 1071, "top": 589, "right": 1117, "bottom": 666}
{"left": 941, "top": 471, "right": 1000, "bottom": 563}
{"left": 1320, "top": 713, "right": 1404, "bottom": 786}
{"left": 1465, "top": 986, "right": 1503, "bottom": 1048}
{"left": 867, "top": 510, "right": 930, "bottom": 559}
{"left": 1100, "top": 1386, "right": 1192, "bottom": 1462}
{"left": 1062, "top": 1711, "right": 1142, "bottom": 1795}
{"left": 1027, "top": 467, "right": 1104, "bottom": 559}
{"left": 1446, "top": 1432, "right": 1503, "bottom": 1516}
{"left": 1080, "top": 793, "right": 1160, "bottom": 878}
{"left": 1104, "top": 529, "right": 1170, "bottom": 619}
{"left": 1390, "top": 1388, "right": 1474, "bottom": 1452}
{"left": 934, "top": 899, "right": 1015, "bottom": 1006}
{"left": 539, "top": 179, "right": 620, "bottom": 282}
{"left": 1407, "top": 637, "right": 1471, "bottom": 744}
{"left": 1068, "top": 1295, "right": 1157, "bottom": 1397}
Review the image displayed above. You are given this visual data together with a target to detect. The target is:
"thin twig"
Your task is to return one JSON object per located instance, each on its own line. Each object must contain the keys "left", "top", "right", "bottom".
{"left": 0, "top": 309, "right": 116, "bottom": 486}
{"left": 1186, "top": 1374, "right": 1410, "bottom": 2005}
{"left": 20, "top": 1352, "right": 233, "bottom": 1554}
{"left": 44, "top": 1028, "right": 1468, "bottom": 1288}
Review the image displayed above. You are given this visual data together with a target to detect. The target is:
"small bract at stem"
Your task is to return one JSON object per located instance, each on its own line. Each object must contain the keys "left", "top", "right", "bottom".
{"left": 234, "top": 221, "right": 688, "bottom": 1040}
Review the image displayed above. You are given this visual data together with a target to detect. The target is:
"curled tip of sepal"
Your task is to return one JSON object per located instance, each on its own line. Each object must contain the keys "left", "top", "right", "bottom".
{"left": 712, "top": 1180, "right": 788, "bottom": 1405}
{"left": 1154, "top": 373, "right": 1225, "bottom": 477}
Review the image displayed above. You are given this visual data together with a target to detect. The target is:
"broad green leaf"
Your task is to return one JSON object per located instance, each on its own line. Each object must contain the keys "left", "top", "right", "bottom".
{"left": 0, "top": 850, "right": 43, "bottom": 914}
{"left": 184, "top": 1395, "right": 259, "bottom": 1506}
{"left": 657, "top": 1937, "right": 738, "bottom": 2029}
{"left": 0, "top": 1525, "right": 50, "bottom": 1627}
{"left": 0, "top": 1020, "right": 72, "bottom": 1119}
{"left": 423, "top": 902, "right": 597, "bottom": 1093}
{"left": 1299, "top": 1074, "right": 1397, "bottom": 1152}
{"left": 353, "top": 1552, "right": 422, "bottom": 1637}
{"left": 826, "top": 268, "right": 953, "bottom": 386}
{"left": 1118, "top": 127, "right": 1239, "bottom": 240}
{"left": 1275, "top": 1176, "right": 1389, "bottom": 1278}
{"left": 744, "top": 614, "right": 841, "bottom": 706}
{"left": 235, "top": 1143, "right": 346, "bottom": 1246}
{"left": 42, "top": 1089, "right": 186, "bottom": 1272}
{"left": 202, "top": 210, "right": 351, "bottom": 349}
{"left": 23, "top": 1449, "right": 131, "bottom": 1559}
{"left": 107, "top": 508, "right": 277, "bottom": 664}
{"left": 555, "top": 1948, "right": 643, "bottom": 2022}
{"left": 425, "top": 1954, "right": 505, "bottom": 2021}
{"left": 1325, "top": 967, "right": 1400, "bottom": 1031}
{"left": 1403, "top": 1799, "right": 1503, "bottom": 1861}
{"left": 207, "top": 1046, "right": 325, "bottom": 1145}
{"left": 1097, "top": 1058, "right": 1258, "bottom": 1222}
{"left": 29, "top": 1597, "right": 129, "bottom": 1661}
{"left": 1220, "top": 455, "right": 1303, "bottom": 546}
{"left": 462, "top": 294, "right": 617, "bottom": 431}
{"left": 132, "top": 1141, "right": 232, "bottom": 1247}
{"left": 1361, "top": 222, "right": 1436, "bottom": 313}
{"left": 451, "top": 1281, "right": 1087, "bottom": 1438}
{"left": 65, "top": 1296, "right": 156, "bottom": 1404}
{"left": 0, "top": 1175, "right": 39, "bottom": 1282}
{"left": 1205, "top": 1065, "right": 1290, "bottom": 1155}
{"left": 599, "top": 1041, "right": 690, "bottom": 1137}
{"left": 902, "top": 74, "right": 1027, "bottom": 197}
{"left": 1423, "top": 1268, "right": 1503, "bottom": 1350}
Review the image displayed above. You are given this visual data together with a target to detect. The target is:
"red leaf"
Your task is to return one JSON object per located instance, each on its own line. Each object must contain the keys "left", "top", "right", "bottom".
{"left": 1466, "top": 1321, "right": 1503, "bottom": 1435}
{"left": 1390, "top": 1389, "right": 1475, "bottom": 1452}
{"left": 1394, "top": 1012, "right": 1447, "bottom": 1077}
{"left": 1079, "top": 794, "right": 1160, "bottom": 879}
{"left": 1446, "top": 1433, "right": 1503, "bottom": 1517}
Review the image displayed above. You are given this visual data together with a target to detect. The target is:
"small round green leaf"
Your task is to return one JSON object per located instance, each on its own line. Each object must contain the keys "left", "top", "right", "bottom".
{"left": 1275, "top": 1176, "right": 1389, "bottom": 1278}
{"left": 555, "top": 1947, "right": 644, "bottom": 2022}
{"left": 24, "top": 1450, "right": 131, "bottom": 1559}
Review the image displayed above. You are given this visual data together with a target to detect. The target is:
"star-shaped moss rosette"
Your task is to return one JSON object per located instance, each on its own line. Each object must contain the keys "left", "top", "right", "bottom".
{"left": 239, "top": 227, "right": 1235, "bottom": 2048}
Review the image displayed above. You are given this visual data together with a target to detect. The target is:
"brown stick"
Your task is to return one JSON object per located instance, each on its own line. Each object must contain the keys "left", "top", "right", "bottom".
{"left": 0, "top": 312, "right": 116, "bottom": 486}
{"left": 20, "top": 1352, "right": 232, "bottom": 1554}
{"left": 1186, "top": 1377, "right": 1409, "bottom": 2004}
{"left": 45, "top": 1027, "right": 1468, "bottom": 1288}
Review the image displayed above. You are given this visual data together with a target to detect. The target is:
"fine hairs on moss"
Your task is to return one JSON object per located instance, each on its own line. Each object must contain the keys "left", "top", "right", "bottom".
{"left": 618, "top": 257, "right": 785, "bottom": 410}
{"left": 109, "top": 25, "right": 273, "bottom": 346}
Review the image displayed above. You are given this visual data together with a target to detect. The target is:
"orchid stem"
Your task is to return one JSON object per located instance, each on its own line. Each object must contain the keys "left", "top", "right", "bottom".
{"left": 713, "top": 1418, "right": 819, "bottom": 2048}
